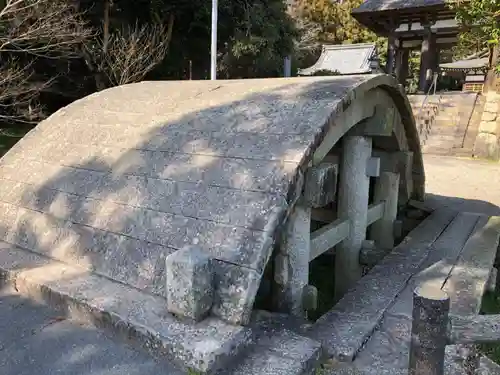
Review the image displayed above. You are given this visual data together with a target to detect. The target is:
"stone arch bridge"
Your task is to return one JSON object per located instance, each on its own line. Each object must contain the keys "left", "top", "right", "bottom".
{"left": 0, "top": 74, "right": 428, "bottom": 373}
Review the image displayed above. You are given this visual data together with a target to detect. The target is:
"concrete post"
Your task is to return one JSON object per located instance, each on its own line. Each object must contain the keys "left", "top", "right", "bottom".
{"left": 273, "top": 204, "right": 311, "bottom": 317}
{"left": 370, "top": 172, "right": 400, "bottom": 250}
{"left": 335, "top": 136, "right": 372, "bottom": 299}
{"left": 418, "top": 25, "right": 436, "bottom": 92}
{"left": 409, "top": 285, "right": 450, "bottom": 375}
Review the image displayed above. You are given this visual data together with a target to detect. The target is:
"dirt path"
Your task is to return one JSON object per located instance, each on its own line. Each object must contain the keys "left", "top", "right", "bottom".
{"left": 423, "top": 155, "right": 500, "bottom": 216}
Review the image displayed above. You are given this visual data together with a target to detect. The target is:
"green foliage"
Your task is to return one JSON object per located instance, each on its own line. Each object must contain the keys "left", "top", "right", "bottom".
{"left": 311, "top": 69, "right": 341, "bottom": 76}
{"left": 447, "top": 0, "right": 500, "bottom": 64}
{"left": 290, "top": 0, "right": 387, "bottom": 71}
{"left": 480, "top": 291, "right": 500, "bottom": 364}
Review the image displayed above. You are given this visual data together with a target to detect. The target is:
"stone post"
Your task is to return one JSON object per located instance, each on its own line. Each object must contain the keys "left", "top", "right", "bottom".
{"left": 370, "top": 171, "right": 400, "bottom": 250}
{"left": 335, "top": 136, "right": 372, "bottom": 299}
{"left": 273, "top": 203, "right": 311, "bottom": 317}
{"left": 409, "top": 285, "right": 450, "bottom": 375}
{"left": 418, "top": 25, "right": 436, "bottom": 93}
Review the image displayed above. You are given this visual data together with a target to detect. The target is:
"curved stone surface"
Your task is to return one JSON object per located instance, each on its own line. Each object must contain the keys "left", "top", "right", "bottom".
{"left": 0, "top": 74, "right": 424, "bottom": 325}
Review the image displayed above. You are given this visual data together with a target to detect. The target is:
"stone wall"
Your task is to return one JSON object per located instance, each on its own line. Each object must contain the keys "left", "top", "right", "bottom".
{"left": 473, "top": 92, "right": 500, "bottom": 160}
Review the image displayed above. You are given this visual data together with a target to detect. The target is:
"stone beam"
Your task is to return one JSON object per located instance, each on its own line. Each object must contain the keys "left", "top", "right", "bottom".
{"left": 273, "top": 204, "right": 311, "bottom": 317}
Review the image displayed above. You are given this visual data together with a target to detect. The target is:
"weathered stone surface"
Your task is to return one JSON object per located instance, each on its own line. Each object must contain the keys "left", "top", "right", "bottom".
{"left": 308, "top": 209, "right": 457, "bottom": 362}
{"left": 304, "top": 163, "right": 338, "bottom": 208}
{"left": 0, "top": 242, "right": 251, "bottom": 373}
{"left": 274, "top": 204, "right": 311, "bottom": 316}
{"left": 479, "top": 120, "right": 498, "bottom": 135}
{"left": 481, "top": 111, "right": 497, "bottom": 124}
{"left": 166, "top": 246, "right": 214, "bottom": 321}
{"left": 308, "top": 311, "right": 378, "bottom": 361}
{"left": 443, "top": 216, "right": 500, "bottom": 315}
{"left": 212, "top": 261, "right": 262, "bottom": 325}
{"left": 0, "top": 74, "right": 424, "bottom": 326}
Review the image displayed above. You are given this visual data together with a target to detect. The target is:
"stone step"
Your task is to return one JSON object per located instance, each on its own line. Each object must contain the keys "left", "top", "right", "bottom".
{"left": 306, "top": 208, "right": 457, "bottom": 361}
{"left": 221, "top": 324, "right": 322, "bottom": 375}
{"left": 0, "top": 241, "right": 252, "bottom": 374}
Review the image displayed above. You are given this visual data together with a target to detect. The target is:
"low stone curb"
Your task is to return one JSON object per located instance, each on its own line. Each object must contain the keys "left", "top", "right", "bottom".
{"left": 0, "top": 240, "right": 251, "bottom": 374}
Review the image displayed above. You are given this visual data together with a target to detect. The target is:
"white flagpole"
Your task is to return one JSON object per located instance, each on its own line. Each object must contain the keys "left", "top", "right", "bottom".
{"left": 210, "top": 0, "right": 218, "bottom": 80}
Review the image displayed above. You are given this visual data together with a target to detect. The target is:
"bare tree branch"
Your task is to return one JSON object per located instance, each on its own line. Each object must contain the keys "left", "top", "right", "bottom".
{"left": 94, "top": 15, "right": 174, "bottom": 87}
{"left": 0, "top": 0, "right": 93, "bottom": 58}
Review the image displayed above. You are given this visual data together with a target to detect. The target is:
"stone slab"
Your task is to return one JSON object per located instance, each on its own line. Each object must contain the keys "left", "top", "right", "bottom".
{"left": 443, "top": 216, "right": 500, "bottom": 315}
{"left": 0, "top": 160, "right": 287, "bottom": 231}
{"left": 0, "top": 179, "right": 274, "bottom": 272}
{"left": 308, "top": 208, "right": 457, "bottom": 361}
{"left": 387, "top": 212, "right": 480, "bottom": 319}
{"left": 14, "top": 140, "right": 300, "bottom": 194}
{"left": 0, "top": 242, "right": 251, "bottom": 374}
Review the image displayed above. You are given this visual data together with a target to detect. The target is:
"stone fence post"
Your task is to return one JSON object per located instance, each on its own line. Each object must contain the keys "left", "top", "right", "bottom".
{"left": 409, "top": 285, "right": 450, "bottom": 375}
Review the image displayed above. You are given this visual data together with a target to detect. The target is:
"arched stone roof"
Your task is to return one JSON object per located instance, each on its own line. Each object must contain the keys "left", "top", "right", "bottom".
{"left": 0, "top": 74, "right": 424, "bottom": 325}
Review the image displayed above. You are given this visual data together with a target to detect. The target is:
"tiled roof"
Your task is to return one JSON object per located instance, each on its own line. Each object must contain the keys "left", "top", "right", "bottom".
{"left": 352, "top": 0, "right": 446, "bottom": 13}
{"left": 440, "top": 57, "right": 489, "bottom": 71}
{"left": 298, "top": 44, "right": 377, "bottom": 76}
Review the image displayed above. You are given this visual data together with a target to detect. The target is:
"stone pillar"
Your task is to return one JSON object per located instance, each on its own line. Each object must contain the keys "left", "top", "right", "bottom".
{"left": 418, "top": 25, "right": 436, "bottom": 92}
{"left": 335, "top": 136, "right": 372, "bottom": 299}
{"left": 273, "top": 204, "right": 310, "bottom": 316}
{"left": 396, "top": 48, "right": 410, "bottom": 85}
{"left": 409, "top": 286, "right": 450, "bottom": 375}
{"left": 370, "top": 171, "right": 400, "bottom": 250}
{"left": 386, "top": 35, "right": 397, "bottom": 75}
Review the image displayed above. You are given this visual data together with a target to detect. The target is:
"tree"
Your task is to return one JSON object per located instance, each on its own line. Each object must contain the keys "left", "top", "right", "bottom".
{"left": 290, "top": 0, "right": 385, "bottom": 70}
{"left": 0, "top": 0, "right": 92, "bottom": 124}
{"left": 448, "top": 0, "right": 500, "bottom": 90}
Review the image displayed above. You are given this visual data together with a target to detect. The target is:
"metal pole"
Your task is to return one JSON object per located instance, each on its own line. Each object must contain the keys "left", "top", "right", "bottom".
{"left": 284, "top": 56, "right": 292, "bottom": 77}
{"left": 210, "top": 0, "right": 218, "bottom": 80}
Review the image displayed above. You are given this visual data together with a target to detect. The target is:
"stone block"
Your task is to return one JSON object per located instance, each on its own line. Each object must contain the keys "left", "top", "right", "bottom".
{"left": 473, "top": 133, "right": 500, "bottom": 161}
{"left": 302, "top": 285, "right": 318, "bottom": 311}
{"left": 366, "top": 157, "right": 381, "bottom": 177}
{"left": 212, "top": 260, "right": 261, "bottom": 325}
{"left": 482, "top": 111, "right": 497, "bottom": 123}
{"left": 304, "top": 163, "right": 338, "bottom": 208}
{"left": 166, "top": 246, "right": 214, "bottom": 321}
{"left": 484, "top": 100, "right": 499, "bottom": 113}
